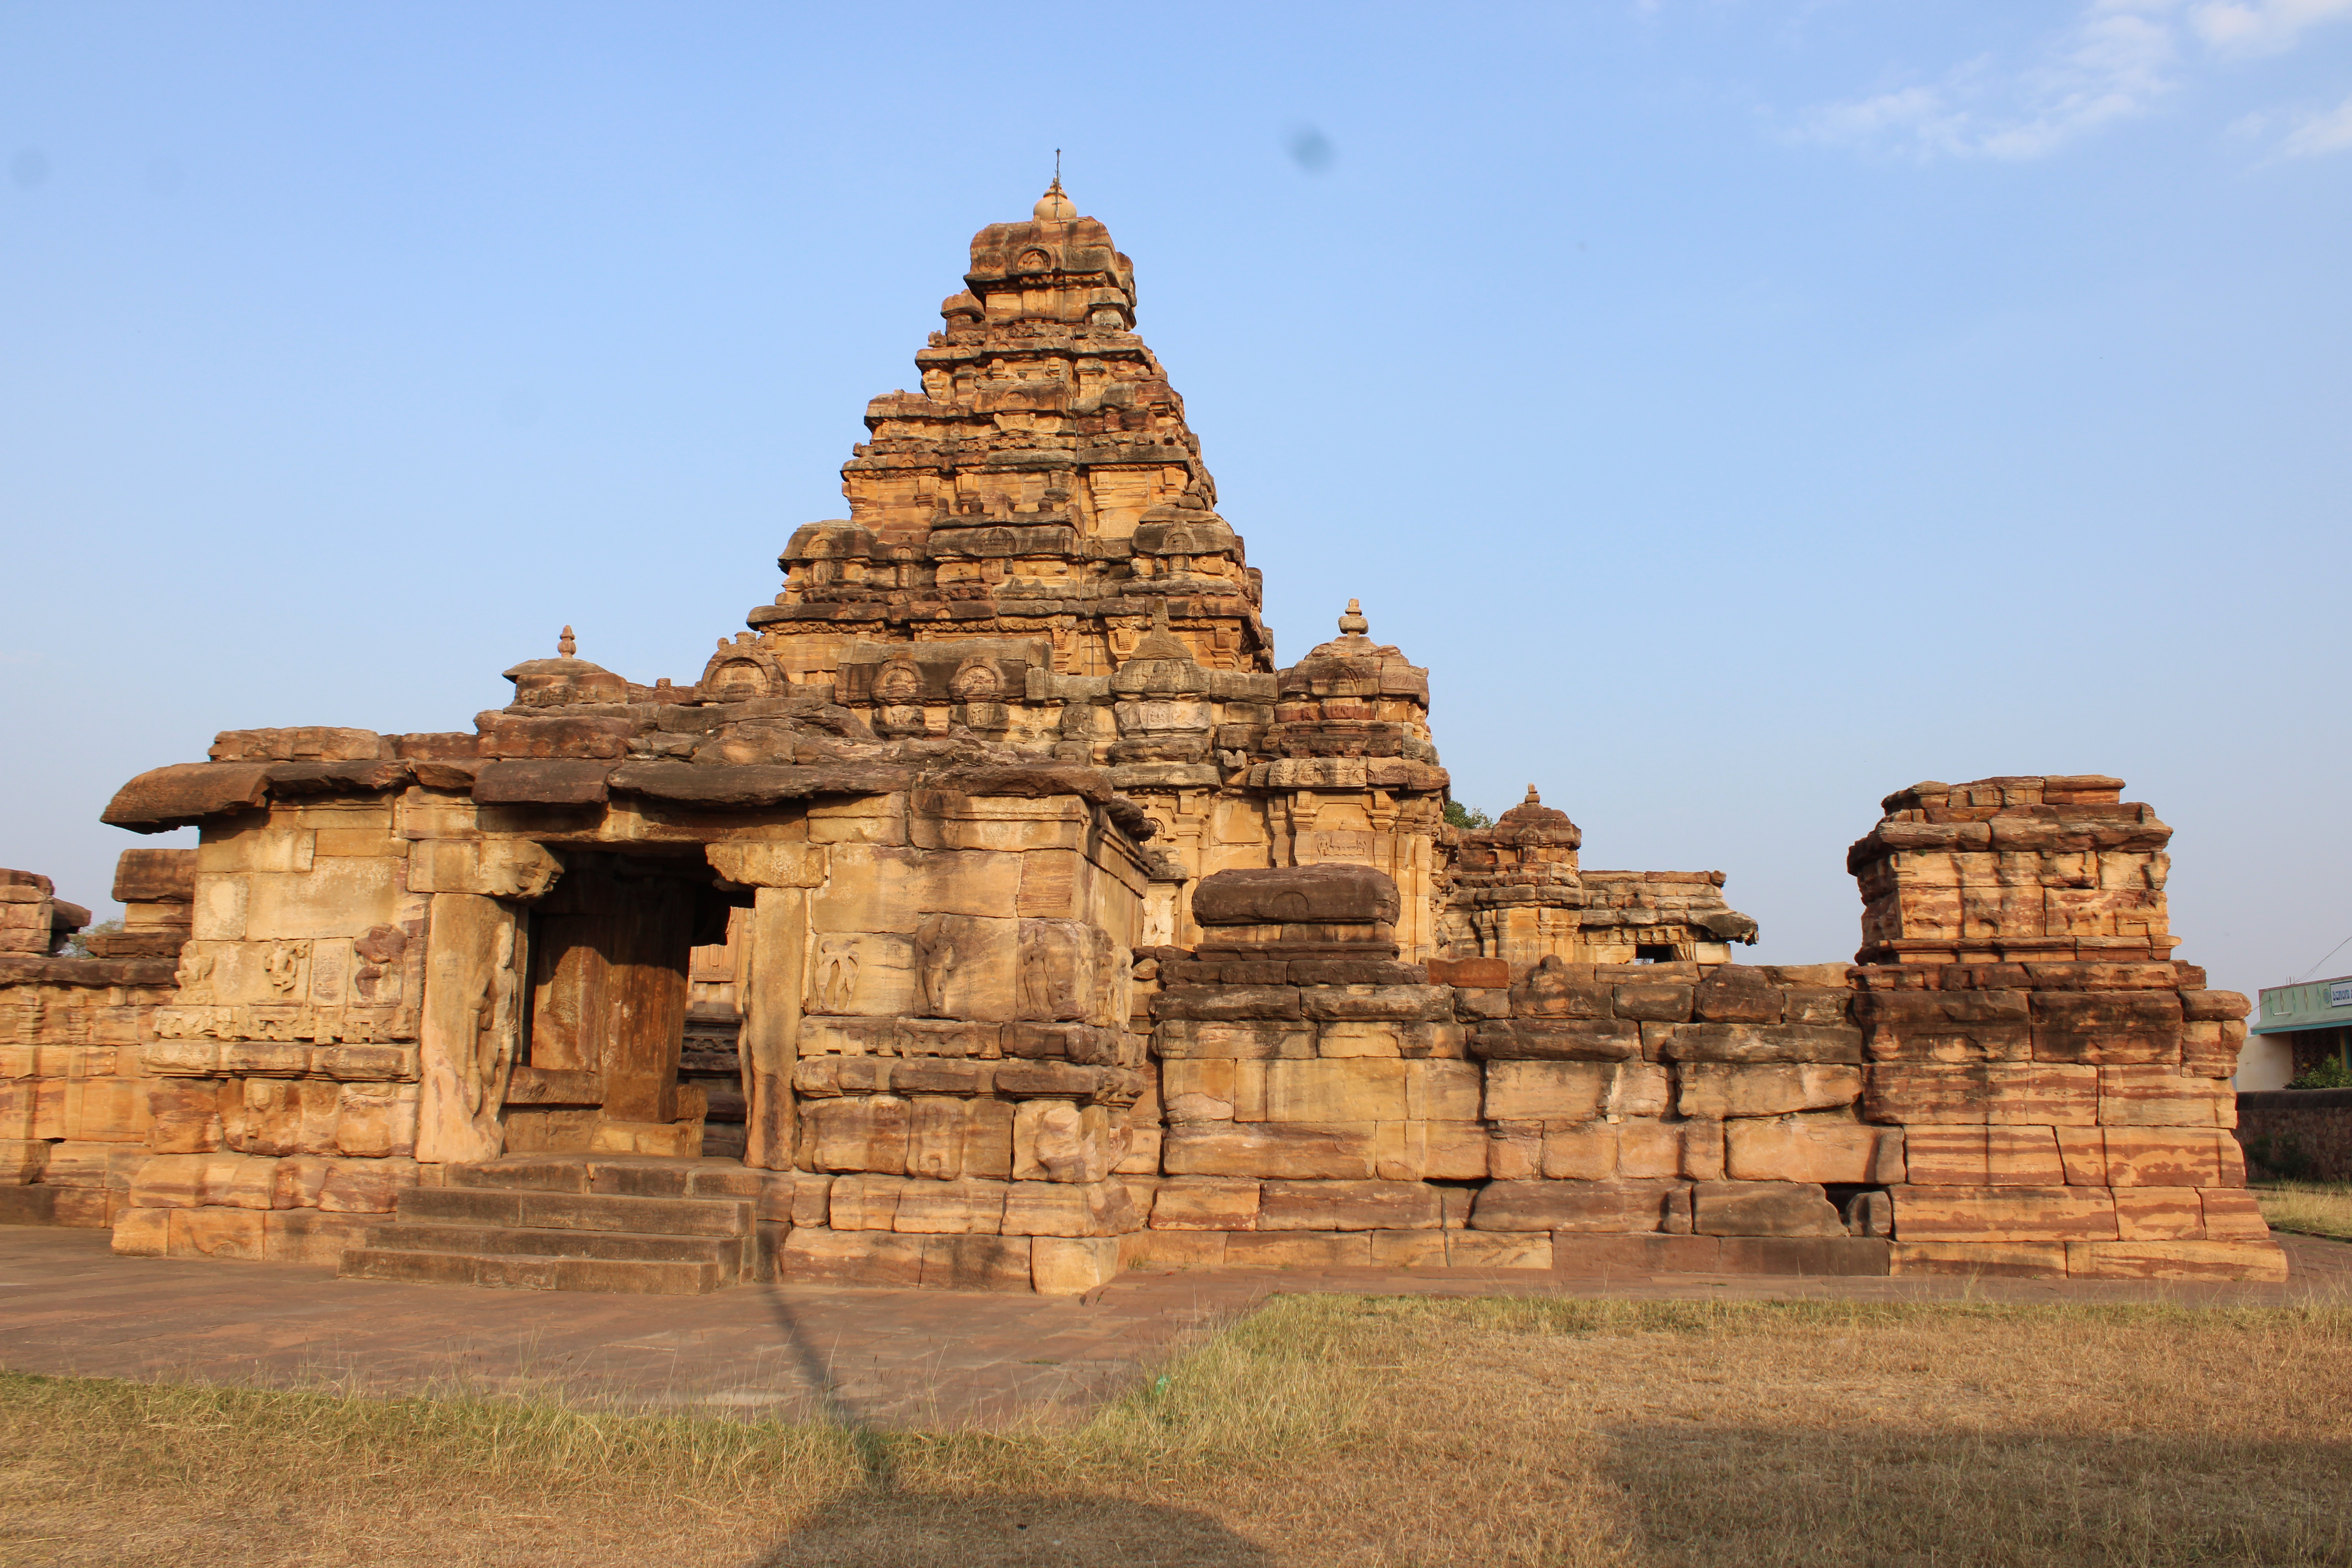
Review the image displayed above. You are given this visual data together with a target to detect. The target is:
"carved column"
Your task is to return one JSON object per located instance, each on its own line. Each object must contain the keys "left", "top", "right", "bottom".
{"left": 707, "top": 842, "right": 827, "bottom": 1171}
{"left": 415, "top": 892, "right": 523, "bottom": 1164}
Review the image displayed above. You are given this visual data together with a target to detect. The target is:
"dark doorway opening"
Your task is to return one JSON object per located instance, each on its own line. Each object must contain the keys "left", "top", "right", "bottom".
{"left": 508, "top": 849, "right": 746, "bottom": 1156}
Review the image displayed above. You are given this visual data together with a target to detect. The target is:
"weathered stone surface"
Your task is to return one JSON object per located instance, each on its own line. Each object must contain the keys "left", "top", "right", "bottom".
{"left": 470, "top": 760, "right": 616, "bottom": 806}
{"left": 2096, "top": 1067, "right": 2232, "bottom": 1127}
{"left": 1690, "top": 1180, "right": 1845, "bottom": 1238}
{"left": 1691, "top": 967, "right": 1783, "bottom": 1024}
{"left": 1426, "top": 956, "right": 1507, "bottom": 988}
{"left": 1032, "top": 1235, "right": 1122, "bottom": 1294}
{"left": 1864, "top": 1063, "right": 2099, "bottom": 1125}
{"left": 1257, "top": 1179, "right": 1441, "bottom": 1231}
{"left": 113, "top": 848, "right": 198, "bottom": 904}
{"left": 2031, "top": 991, "right": 2182, "bottom": 1065}
{"left": 1162, "top": 1122, "right": 1375, "bottom": 1179}
{"left": 103, "top": 764, "right": 272, "bottom": 831}
{"left": 1191, "top": 865, "right": 1399, "bottom": 927}
{"left": 1902, "top": 1124, "right": 2065, "bottom": 1185}
{"left": 1470, "top": 1179, "right": 1689, "bottom": 1234}
{"left": 1469, "top": 1020, "right": 1639, "bottom": 1061}
{"left": 1658, "top": 1024, "right": 1864, "bottom": 1065}
{"left": 1855, "top": 989, "right": 2032, "bottom": 1062}
{"left": 1890, "top": 1184, "right": 2120, "bottom": 1242}
{"left": 2064, "top": 1240, "right": 2285, "bottom": 1282}
{"left": 1889, "top": 1241, "right": 2069, "bottom": 1278}
{"left": 1483, "top": 1060, "right": 1615, "bottom": 1122}
{"left": 1721, "top": 1118, "right": 1901, "bottom": 1185}
{"left": 1148, "top": 1176, "right": 1260, "bottom": 1230}
{"left": 1676, "top": 1063, "right": 1860, "bottom": 1120}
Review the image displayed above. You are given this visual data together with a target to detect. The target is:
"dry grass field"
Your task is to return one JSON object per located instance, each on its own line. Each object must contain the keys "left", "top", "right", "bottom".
{"left": 2254, "top": 1181, "right": 2352, "bottom": 1242}
{"left": 4, "top": 1296, "right": 2348, "bottom": 1568}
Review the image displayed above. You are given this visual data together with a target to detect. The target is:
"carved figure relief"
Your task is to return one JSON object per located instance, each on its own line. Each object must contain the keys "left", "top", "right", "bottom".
{"left": 815, "top": 939, "right": 860, "bottom": 1014}
{"left": 914, "top": 913, "right": 959, "bottom": 1017}
{"left": 352, "top": 923, "right": 407, "bottom": 1004}
{"left": 1093, "top": 933, "right": 1125, "bottom": 1028}
{"left": 1016, "top": 922, "right": 1056, "bottom": 1019}
{"left": 263, "top": 940, "right": 310, "bottom": 998}
{"left": 464, "top": 922, "right": 519, "bottom": 1118}
{"left": 173, "top": 946, "right": 216, "bottom": 1002}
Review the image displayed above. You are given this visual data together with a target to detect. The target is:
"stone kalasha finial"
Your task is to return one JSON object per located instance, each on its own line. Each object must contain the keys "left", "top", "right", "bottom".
{"left": 558, "top": 625, "right": 577, "bottom": 657}
{"left": 1524, "top": 785, "right": 1541, "bottom": 805}
{"left": 1034, "top": 170, "right": 1075, "bottom": 223}
{"left": 1337, "top": 598, "right": 1368, "bottom": 637}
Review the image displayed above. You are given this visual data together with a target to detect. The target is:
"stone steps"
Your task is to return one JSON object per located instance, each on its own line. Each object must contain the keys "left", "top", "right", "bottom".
{"left": 396, "top": 1186, "right": 753, "bottom": 1237}
{"left": 336, "top": 1156, "right": 762, "bottom": 1296}
{"left": 340, "top": 1247, "right": 723, "bottom": 1295}
{"left": 364, "top": 1220, "right": 745, "bottom": 1269}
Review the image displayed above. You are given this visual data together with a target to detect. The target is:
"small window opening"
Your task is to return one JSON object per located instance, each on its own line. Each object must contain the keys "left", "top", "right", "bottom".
{"left": 1634, "top": 944, "right": 1679, "bottom": 964}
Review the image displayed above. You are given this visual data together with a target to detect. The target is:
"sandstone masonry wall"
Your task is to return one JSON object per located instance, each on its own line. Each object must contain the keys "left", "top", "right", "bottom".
{"left": 0, "top": 186, "right": 2280, "bottom": 1293}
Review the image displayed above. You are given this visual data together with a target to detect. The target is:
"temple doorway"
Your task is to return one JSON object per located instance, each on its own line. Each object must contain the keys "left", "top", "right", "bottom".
{"left": 505, "top": 849, "right": 744, "bottom": 1156}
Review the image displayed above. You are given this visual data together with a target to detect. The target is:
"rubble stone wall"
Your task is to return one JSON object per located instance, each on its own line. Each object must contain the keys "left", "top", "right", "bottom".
{"left": 2236, "top": 1088, "right": 2352, "bottom": 1182}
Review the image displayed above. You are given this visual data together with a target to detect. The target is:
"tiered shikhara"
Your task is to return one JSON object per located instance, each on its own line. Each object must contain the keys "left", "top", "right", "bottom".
{"left": 0, "top": 187, "right": 2276, "bottom": 1292}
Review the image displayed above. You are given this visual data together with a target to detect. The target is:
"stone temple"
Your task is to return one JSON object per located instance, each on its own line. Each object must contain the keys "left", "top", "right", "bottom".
{"left": 0, "top": 183, "right": 2280, "bottom": 1292}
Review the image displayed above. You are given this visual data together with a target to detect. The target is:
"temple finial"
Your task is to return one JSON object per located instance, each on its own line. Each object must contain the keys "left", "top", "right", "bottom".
{"left": 558, "top": 625, "right": 576, "bottom": 657}
{"left": 1524, "top": 784, "right": 1541, "bottom": 805}
{"left": 1034, "top": 165, "right": 1075, "bottom": 221}
{"left": 1338, "top": 598, "right": 1368, "bottom": 636}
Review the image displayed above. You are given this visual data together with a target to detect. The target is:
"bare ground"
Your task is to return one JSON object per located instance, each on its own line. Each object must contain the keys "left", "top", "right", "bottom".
{"left": 4, "top": 1296, "right": 2347, "bottom": 1567}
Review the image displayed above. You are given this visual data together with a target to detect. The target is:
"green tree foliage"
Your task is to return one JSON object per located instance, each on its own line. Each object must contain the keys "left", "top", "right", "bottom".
{"left": 2287, "top": 1056, "right": 2352, "bottom": 1091}
{"left": 1443, "top": 801, "right": 1492, "bottom": 831}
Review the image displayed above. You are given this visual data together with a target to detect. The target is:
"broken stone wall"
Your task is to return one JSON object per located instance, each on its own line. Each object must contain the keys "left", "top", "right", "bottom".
{"left": 1111, "top": 775, "right": 2279, "bottom": 1285}
{"left": 1849, "top": 775, "right": 2269, "bottom": 1280}
{"left": 1, "top": 852, "right": 191, "bottom": 1230}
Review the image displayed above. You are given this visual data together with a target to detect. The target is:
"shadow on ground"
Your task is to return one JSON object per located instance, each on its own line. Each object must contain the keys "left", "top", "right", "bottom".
{"left": 1599, "top": 1426, "right": 2352, "bottom": 1566}
{"left": 753, "top": 1492, "right": 1273, "bottom": 1567}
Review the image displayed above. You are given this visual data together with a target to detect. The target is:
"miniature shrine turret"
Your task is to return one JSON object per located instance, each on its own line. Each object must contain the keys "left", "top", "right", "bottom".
{"left": 1437, "top": 784, "right": 1758, "bottom": 965}
{"left": 1254, "top": 600, "right": 1450, "bottom": 957}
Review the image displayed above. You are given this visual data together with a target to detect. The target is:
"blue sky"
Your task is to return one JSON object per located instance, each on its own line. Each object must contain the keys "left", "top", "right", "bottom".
{"left": 4, "top": 2, "right": 2347, "bottom": 1002}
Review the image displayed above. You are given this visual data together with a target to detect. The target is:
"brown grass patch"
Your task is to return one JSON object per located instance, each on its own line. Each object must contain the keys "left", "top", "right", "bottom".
{"left": 4, "top": 1296, "right": 2348, "bottom": 1566}
{"left": 2255, "top": 1181, "right": 2352, "bottom": 1242}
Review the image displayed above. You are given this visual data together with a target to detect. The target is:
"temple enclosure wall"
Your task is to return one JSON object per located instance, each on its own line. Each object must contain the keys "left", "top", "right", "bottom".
{"left": 0, "top": 184, "right": 2281, "bottom": 1291}
{"left": 2237, "top": 1088, "right": 2352, "bottom": 1183}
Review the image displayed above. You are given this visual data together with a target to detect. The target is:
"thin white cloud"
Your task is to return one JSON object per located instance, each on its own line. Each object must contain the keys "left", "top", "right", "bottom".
{"left": 1803, "top": 0, "right": 2352, "bottom": 160}
{"left": 1803, "top": 2, "right": 2181, "bottom": 160}
{"left": 2192, "top": 0, "right": 2352, "bottom": 55}
{"left": 2279, "top": 91, "right": 2352, "bottom": 152}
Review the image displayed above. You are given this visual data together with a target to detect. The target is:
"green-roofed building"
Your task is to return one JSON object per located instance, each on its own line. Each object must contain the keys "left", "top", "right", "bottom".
{"left": 2247, "top": 974, "right": 2352, "bottom": 1089}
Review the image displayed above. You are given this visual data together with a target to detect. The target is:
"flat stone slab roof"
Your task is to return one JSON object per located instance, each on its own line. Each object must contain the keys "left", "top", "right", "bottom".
{"left": 4, "top": 1227, "right": 2347, "bottom": 1431}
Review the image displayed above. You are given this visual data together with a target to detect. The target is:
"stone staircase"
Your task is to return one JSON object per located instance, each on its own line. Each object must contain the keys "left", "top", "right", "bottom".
{"left": 339, "top": 1156, "right": 768, "bottom": 1295}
